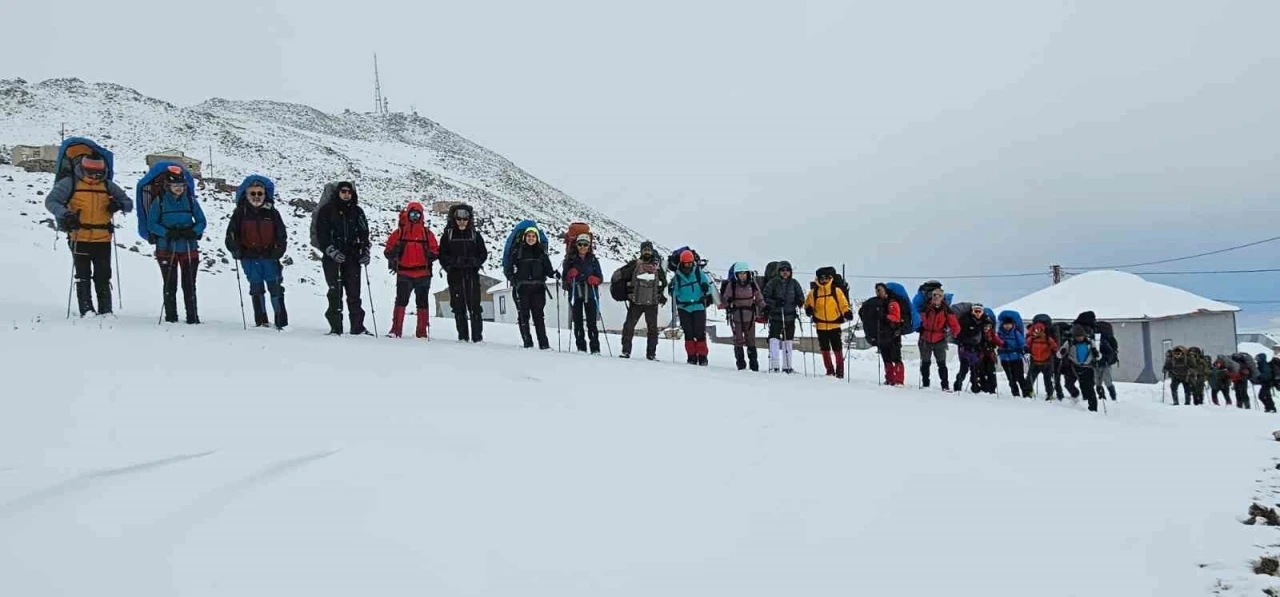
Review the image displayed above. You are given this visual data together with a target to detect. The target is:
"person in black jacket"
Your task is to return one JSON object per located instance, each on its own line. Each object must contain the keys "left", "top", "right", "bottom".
{"left": 762, "top": 261, "right": 805, "bottom": 373}
{"left": 504, "top": 226, "right": 558, "bottom": 349}
{"left": 225, "top": 176, "right": 288, "bottom": 329}
{"left": 315, "top": 181, "right": 371, "bottom": 335}
{"left": 438, "top": 203, "right": 489, "bottom": 342}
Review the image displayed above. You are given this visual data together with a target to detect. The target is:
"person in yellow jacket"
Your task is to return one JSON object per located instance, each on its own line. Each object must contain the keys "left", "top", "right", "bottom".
{"left": 804, "top": 266, "right": 852, "bottom": 378}
{"left": 45, "top": 143, "right": 132, "bottom": 317}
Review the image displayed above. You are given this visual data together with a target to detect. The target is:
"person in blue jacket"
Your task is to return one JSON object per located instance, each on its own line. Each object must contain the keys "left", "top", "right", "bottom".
{"left": 670, "top": 249, "right": 713, "bottom": 365}
{"left": 146, "top": 168, "right": 207, "bottom": 323}
{"left": 996, "top": 311, "right": 1029, "bottom": 397}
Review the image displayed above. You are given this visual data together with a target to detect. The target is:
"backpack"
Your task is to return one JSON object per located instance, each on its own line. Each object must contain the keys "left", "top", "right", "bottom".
{"left": 762, "top": 261, "right": 782, "bottom": 293}
{"left": 610, "top": 260, "right": 638, "bottom": 302}
{"left": 883, "top": 282, "right": 920, "bottom": 334}
{"left": 53, "top": 137, "right": 114, "bottom": 186}
{"left": 1231, "top": 353, "right": 1258, "bottom": 378}
{"left": 667, "top": 245, "right": 706, "bottom": 272}
{"left": 502, "top": 219, "right": 548, "bottom": 275}
{"left": 135, "top": 161, "right": 197, "bottom": 244}
{"left": 309, "top": 182, "right": 340, "bottom": 250}
{"left": 564, "top": 222, "right": 592, "bottom": 255}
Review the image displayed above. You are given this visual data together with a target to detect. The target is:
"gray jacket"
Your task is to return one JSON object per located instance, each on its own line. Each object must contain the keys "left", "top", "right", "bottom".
{"left": 629, "top": 256, "right": 668, "bottom": 306}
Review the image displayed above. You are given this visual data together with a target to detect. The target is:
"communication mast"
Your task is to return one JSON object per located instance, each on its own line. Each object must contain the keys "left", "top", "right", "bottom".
{"left": 373, "top": 53, "right": 387, "bottom": 115}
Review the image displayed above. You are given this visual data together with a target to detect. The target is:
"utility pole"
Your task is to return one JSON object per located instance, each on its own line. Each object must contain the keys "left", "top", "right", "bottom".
{"left": 60, "top": 122, "right": 65, "bottom": 142}
{"left": 208, "top": 146, "right": 213, "bottom": 179}
{"left": 1051, "top": 264, "right": 1062, "bottom": 285}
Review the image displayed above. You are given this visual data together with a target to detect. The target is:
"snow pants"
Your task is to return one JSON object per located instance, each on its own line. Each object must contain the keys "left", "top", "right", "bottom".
{"left": 1259, "top": 382, "right": 1277, "bottom": 413}
{"left": 918, "top": 339, "right": 949, "bottom": 390}
{"left": 243, "top": 258, "right": 287, "bottom": 328}
{"left": 516, "top": 283, "right": 549, "bottom": 349}
{"left": 1234, "top": 380, "right": 1251, "bottom": 409}
{"left": 71, "top": 240, "right": 113, "bottom": 316}
{"left": 1076, "top": 366, "right": 1099, "bottom": 412}
{"left": 1094, "top": 364, "right": 1116, "bottom": 399}
{"left": 1027, "top": 361, "right": 1055, "bottom": 398}
{"left": 157, "top": 249, "right": 198, "bottom": 323}
{"left": 767, "top": 319, "right": 797, "bottom": 372}
{"left": 621, "top": 304, "right": 659, "bottom": 358}
{"left": 323, "top": 257, "right": 364, "bottom": 334}
{"left": 1169, "top": 378, "right": 1188, "bottom": 405}
{"left": 1001, "top": 359, "right": 1027, "bottom": 397}
{"left": 447, "top": 268, "right": 483, "bottom": 342}
{"left": 1210, "top": 385, "right": 1232, "bottom": 406}
{"left": 570, "top": 291, "right": 600, "bottom": 353}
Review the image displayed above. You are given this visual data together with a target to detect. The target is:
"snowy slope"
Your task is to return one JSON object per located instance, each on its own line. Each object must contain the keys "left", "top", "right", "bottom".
{"left": 0, "top": 77, "right": 656, "bottom": 269}
{"left": 3, "top": 175, "right": 1280, "bottom": 593}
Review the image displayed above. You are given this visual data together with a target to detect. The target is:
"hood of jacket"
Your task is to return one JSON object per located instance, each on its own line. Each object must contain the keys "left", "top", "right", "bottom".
{"left": 333, "top": 181, "right": 359, "bottom": 204}
{"left": 236, "top": 175, "right": 276, "bottom": 207}
{"left": 398, "top": 201, "right": 427, "bottom": 228}
{"left": 998, "top": 310, "right": 1025, "bottom": 330}
{"left": 446, "top": 203, "right": 475, "bottom": 231}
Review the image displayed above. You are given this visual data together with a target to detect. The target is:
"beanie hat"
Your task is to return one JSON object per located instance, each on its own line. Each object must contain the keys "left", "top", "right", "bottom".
{"left": 930, "top": 288, "right": 944, "bottom": 299}
{"left": 640, "top": 240, "right": 654, "bottom": 252}
{"left": 524, "top": 226, "right": 540, "bottom": 237}
{"left": 679, "top": 249, "right": 695, "bottom": 264}
{"left": 575, "top": 233, "right": 592, "bottom": 244}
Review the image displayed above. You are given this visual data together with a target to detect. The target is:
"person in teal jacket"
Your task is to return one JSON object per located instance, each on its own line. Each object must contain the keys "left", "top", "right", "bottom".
{"left": 670, "top": 249, "right": 713, "bottom": 365}
{"left": 146, "top": 168, "right": 207, "bottom": 324}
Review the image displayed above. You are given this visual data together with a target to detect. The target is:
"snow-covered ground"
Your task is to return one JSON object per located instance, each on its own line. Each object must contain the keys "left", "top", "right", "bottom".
{"left": 3, "top": 164, "right": 1280, "bottom": 596}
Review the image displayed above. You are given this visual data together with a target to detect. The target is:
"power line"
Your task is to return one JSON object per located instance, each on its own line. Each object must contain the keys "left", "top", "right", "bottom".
{"left": 1062, "top": 235, "right": 1280, "bottom": 270}
{"left": 841, "top": 271, "right": 1047, "bottom": 280}
{"left": 1067, "top": 268, "right": 1280, "bottom": 276}
{"left": 1212, "top": 299, "right": 1280, "bottom": 304}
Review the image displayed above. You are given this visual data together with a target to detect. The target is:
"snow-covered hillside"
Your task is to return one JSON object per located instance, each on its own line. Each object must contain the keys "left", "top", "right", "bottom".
{"left": 0, "top": 77, "right": 654, "bottom": 269}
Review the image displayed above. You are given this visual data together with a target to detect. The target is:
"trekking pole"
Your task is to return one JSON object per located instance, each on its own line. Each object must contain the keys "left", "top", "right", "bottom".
{"left": 111, "top": 215, "right": 123, "bottom": 310}
{"left": 593, "top": 287, "right": 613, "bottom": 357}
{"left": 1161, "top": 373, "right": 1167, "bottom": 404}
{"left": 365, "top": 265, "right": 379, "bottom": 337}
{"left": 64, "top": 235, "right": 79, "bottom": 319}
{"left": 876, "top": 346, "right": 882, "bottom": 385}
{"left": 233, "top": 259, "right": 248, "bottom": 330}
{"left": 555, "top": 283, "right": 563, "bottom": 352}
{"left": 670, "top": 299, "right": 677, "bottom": 363}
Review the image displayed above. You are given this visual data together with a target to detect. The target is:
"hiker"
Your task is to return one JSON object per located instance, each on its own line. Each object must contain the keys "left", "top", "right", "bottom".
{"left": 438, "top": 203, "right": 488, "bottom": 342}
{"left": 917, "top": 287, "right": 960, "bottom": 391}
{"left": 863, "top": 282, "right": 911, "bottom": 385}
{"left": 804, "top": 268, "right": 852, "bottom": 378}
{"left": 1163, "top": 346, "right": 1191, "bottom": 405}
{"left": 145, "top": 166, "right": 206, "bottom": 324}
{"left": 1053, "top": 322, "right": 1080, "bottom": 398}
{"left": 44, "top": 138, "right": 131, "bottom": 317}
{"left": 383, "top": 201, "right": 438, "bottom": 339}
{"left": 504, "top": 225, "right": 556, "bottom": 349}
{"left": 563, "top": 233, "right": 604, "bottom": 354}
{"left": 1258, "top": 354, "right": 1278, "bottom": 413}
{"left": 762, "top": 261, "right": 804, "bottom": 373}
{"left": 315, "top": 181, "right": 372, "bottom": 335}
{"left": 721, "top": 262, "right": 765, "bottom": 371}
{"left": 955, "top": 303, "right": 1002, "bottom": 394}
{"left": 1058, "top": 324, "right": 1101, "bottom": 412}
{"left": 670, "top": 249, "right": 713, "bottom": 365}
{"left": 225, "top": 175, "right": 288, "bottom": 329}
{"left": 1094, "top": 324, "right": 1119, "bottom": 401}
{"left": 617, "top": 241, "right": 667, "bottom": 360}
{"left": 1025, "top": 320, "right": 1060, "bottom": 399}
{"left": 1208, "top": 356, "right": 1233, "bottom": 406}
{"left": 1186, "top": 347, "right": 1209, "bottom": 406}
{"left": 996, "top": 311, "right": 1029, "bottom": 397}
{"left": 1228, "top": 353, "right": 1258, "bottom": 409}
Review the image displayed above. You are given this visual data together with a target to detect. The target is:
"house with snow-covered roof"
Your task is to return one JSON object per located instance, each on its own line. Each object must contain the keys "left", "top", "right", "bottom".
{"left": 996, "top": 270, "right": 1239, "bottom": 384}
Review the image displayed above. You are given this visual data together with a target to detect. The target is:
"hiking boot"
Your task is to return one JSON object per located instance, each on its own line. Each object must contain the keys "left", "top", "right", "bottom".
{"left": 747, "top": 346, "right": 759, "bottom": 371}
{"left": 734, "top": 346, "right": 746, "bottom": 370}
{"left": 1108, "top": 386, "right": 1117, "bottom": 401}
{"left": 646, "top": 355, "right": 658, "bottom": 361}
{"left": 326, "top": 309, "right": 343, "bottom": 334}
{"left": 252, "top": 295, "right": 269, "bottom": 327}
{"left": 388, "top": 306, "right": 406, "bottom": 338}
{"left": 619, "top": 352, "right": 631, "bottom": 359}
{"left": 697, "top": 355, "right": 708, "bottom": 366}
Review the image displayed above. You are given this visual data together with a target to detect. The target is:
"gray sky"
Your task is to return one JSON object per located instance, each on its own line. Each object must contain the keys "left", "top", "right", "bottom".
{"left": 3, "top": 0, "right": 1278, "bottom": 319}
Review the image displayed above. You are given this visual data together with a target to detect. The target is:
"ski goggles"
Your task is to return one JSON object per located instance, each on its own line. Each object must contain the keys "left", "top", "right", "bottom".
{"left": 454, "top": 209, "right": 471, "bottom": 219}
{"left": 408, "top": 210, "right": 423, "bottom": 221}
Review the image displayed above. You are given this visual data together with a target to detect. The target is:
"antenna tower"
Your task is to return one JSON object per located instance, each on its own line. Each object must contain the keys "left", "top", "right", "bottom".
{"left": 373, "top": 53, "right": 386, "bottom": 115}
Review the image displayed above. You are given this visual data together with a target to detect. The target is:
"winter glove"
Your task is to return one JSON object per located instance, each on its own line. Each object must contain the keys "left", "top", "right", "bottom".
{"left": 702, "top": 295, "right": 714, "bottom": 307}
{"left": 107, "top": 199, "right": 122, "bottom": 214}
{"left": 326, "top": 246, "right": 346, "bottom": 263}
{"left": 659, "top": 296, "right": 667, "bottom": 306}
{"left": 183, "top": 229, "right": 200, "bottom": 241}
{"left": 60, "top": 211, "right": 80, "bottom": 231}
{"left": 551, "top": 270, "right": 562, "bottom": 279}
{"left": 843, "top": 310, "right": 854, "bottom": 322}
{"left": 387, "top": 259, "right": 398, "bottom": 273}
{"left": 566, "top": 268, "right": 579, "bottom": 281}
{"left": 230, "top": 249, "right": 242, "bottom": 260}
{"left": 359, "top": 252, "right": 371, "bottom": 266}
{"left": 165, "top": 228, "right": 183, "bottom": 240}
{"left": 804, "top": 306, "right": 814, "bottom": 318}
{"left": 587, "top": 275, "right": 602, "bottom": 287}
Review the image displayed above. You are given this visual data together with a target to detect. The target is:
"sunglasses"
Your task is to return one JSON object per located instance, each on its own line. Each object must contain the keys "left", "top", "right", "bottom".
{"left": 456, "top": 217, "right": 470, "bottom": 222}
{"left": 819, "top": 275, "right": 833, "bottom": 280}
{"left": 248, "top": 191, "right": 266, "bottom": 198}
{"left": 338, "top": 189, "right": 352, "bottom": 194}
{"left": 408, "top": 211, "right": 423, "bottom": 221}
{"left": 576, "top": 241, "right": 590, "bottom": 247}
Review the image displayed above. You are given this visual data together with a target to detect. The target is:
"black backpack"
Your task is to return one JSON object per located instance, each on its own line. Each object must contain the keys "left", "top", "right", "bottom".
{"left": 609, "top": 260, "right": 637, "bottom": 302}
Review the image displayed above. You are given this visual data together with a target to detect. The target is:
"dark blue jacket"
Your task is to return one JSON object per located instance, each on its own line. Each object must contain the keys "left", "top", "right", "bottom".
{"left": 562, "top": 251, "right": 603, "bottom": 304}
{"left": 147, "top": 189, "right": 207, "bottom": 253}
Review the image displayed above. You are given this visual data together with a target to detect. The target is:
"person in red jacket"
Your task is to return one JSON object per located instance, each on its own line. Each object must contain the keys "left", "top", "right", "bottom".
{"left": 917, "top": 288, "right": 960, "bottom": 390}
{"left": 383, "top": 201, "right": 439, "bottom": 338}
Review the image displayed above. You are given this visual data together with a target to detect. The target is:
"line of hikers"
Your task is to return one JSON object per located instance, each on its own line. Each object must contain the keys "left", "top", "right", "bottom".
{"left": 1163, "top": 347, "right": 1278, "bottom": 412}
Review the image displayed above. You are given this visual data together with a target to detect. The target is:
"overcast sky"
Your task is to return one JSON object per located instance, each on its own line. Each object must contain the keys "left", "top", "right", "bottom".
{"left": 3, "top": 0, "right": 1278, "bottom": 324}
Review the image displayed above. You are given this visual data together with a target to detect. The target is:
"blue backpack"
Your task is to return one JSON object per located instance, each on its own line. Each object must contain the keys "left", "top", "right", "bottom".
{"left": 884, "top": 282, "right": 922, "bottom": 333}
{"left": 53, "top": 137, "right": 115, "bottom": 186}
